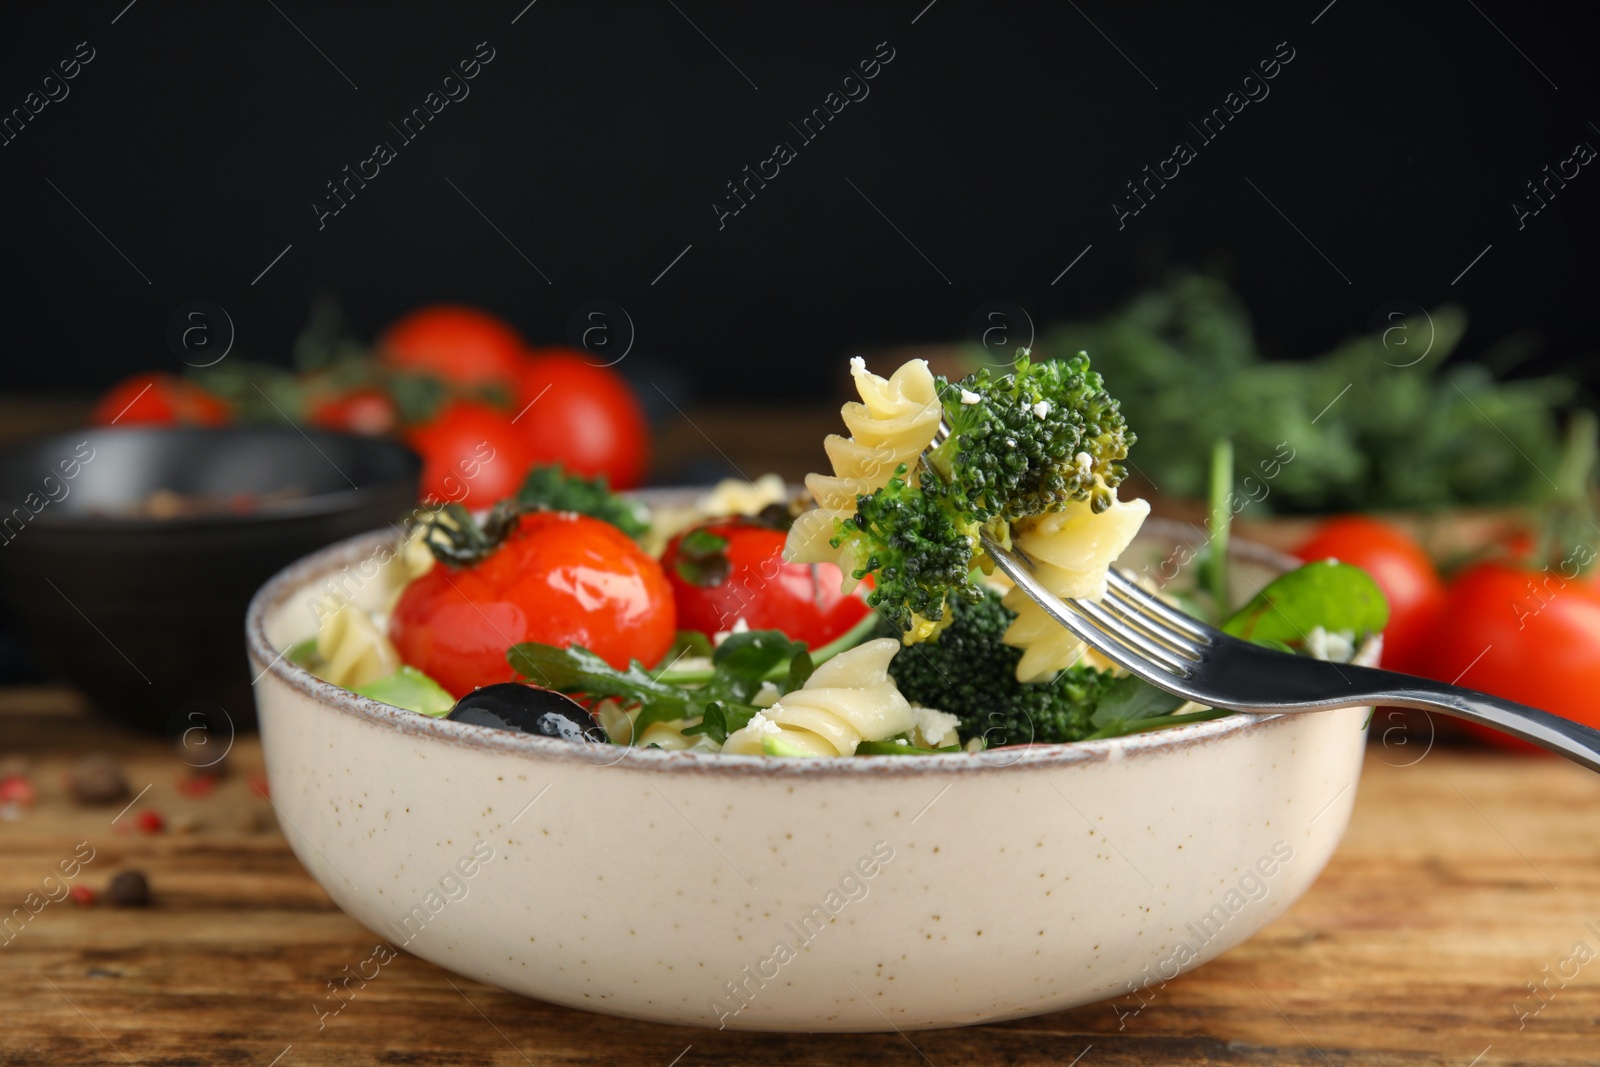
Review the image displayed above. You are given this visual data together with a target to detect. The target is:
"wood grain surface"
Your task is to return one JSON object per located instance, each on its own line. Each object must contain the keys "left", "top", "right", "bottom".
{"left": 2, "top": 688, "right": 1598, "bottom": 1066}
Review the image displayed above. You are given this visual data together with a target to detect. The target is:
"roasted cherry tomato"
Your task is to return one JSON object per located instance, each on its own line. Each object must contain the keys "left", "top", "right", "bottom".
{"left": 307, "top": 387, "right": 398, "bottom": 436}
{"left": 514, "top": 351, "right": 649, "bottom": 490}
{"left": 390, "top": 512, "right": 676, "bottom": 697}
{"left": 379, "top": 305, "right": 527, "bottom": 388}
{"left": 1295, "top": 516, "right": 1445, "bottom": 673}
{"left": 90, "top": 373, "right": 229, "bottom": 427}
{"left": 661, "top": 519, "right": 871, "bottom": 648}
{"left": 1419, "top": 561, "right": 1600, "bottom": 753}
{"left": 405, "top": 400, "right": 531, "bottom": 508}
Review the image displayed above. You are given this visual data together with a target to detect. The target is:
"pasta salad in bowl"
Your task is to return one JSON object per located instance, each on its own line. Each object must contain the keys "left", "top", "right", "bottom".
{"left": 247, "top": 351, "right": 1385, "bottom": 1030}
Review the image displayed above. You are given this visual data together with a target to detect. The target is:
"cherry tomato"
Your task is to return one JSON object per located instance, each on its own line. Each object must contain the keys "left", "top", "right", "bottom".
{"left": 379, "top": 305, "right": 527, "bottom": 387}
{"left": 662, "top": 519, "right": 871, "bottom": 648}
{"left": 405, "top": 401, "right": 532, "bottom": 508}
{"left": 307, "top": 387, "right": 398, "bottom": 436}
{"left": 1419, "top": 561, "right": 1600, "bottom": 753}
{"left": 90, "top": 373, "right": 230, "bottom": 427}
{"left": 514, "top": 351, "right": 649, "bottom": 490}
{"left": 390, "top": 511, "right": 675, "bottom": 697}
{"left": 1296, "top": 516, "right": 1445, "bottom": 673}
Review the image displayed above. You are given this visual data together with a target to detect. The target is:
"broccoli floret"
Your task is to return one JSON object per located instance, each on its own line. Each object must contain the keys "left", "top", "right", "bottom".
{"left": 877, "top": 587, "right": 1118, "bottom": 745}
{"left": 516, "top": 465, "right": 650, "bottom": 539}
{"left": 831, "top": 466, "right": 982, "bottom": 639}
{"left": 928, "top": 351, "right": 1134, "bottom": 521}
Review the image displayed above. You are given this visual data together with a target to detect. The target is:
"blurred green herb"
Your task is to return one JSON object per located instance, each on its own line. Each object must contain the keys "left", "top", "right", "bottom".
{"left": 1030, "top": 274, "right": 1574, "bottom": 513}
{"left": 516, "top": 465, "right": 651, "bottom": 539}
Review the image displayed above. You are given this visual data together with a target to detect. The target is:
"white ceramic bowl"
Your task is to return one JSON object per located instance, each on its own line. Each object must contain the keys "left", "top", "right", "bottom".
{"left": 247, "top": 517, "right": 1375, "bottom": 1032}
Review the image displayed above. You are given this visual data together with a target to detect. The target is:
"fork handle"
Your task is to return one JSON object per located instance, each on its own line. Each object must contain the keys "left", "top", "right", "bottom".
{"left": 1364, "top": 668, "right": 1600, "bottom": 774}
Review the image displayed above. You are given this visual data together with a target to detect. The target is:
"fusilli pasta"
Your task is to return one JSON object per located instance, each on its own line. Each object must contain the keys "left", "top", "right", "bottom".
{"left": 784, "top": 357, "right": 941, "bottom": 587}
{"left": 313, "top": 594, "right": 401, "bottom": 688}
{"left": 722, "top": 638, "right": 913, "bottom": 756}
{"left": 1001, "top": 488, "right": 1150, "bottom": 681}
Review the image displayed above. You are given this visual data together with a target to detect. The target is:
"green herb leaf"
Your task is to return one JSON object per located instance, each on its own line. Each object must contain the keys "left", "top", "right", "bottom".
{"left": 506, "top": 641, "right": 691, "bottom": 739}
{"left": 1089, "top": 674, "right": 1187, "bottom": 732}
{"left": 1221, "top": 559, "right": 1389, "bottom": 646}
{"left": 654, "top": 630, "right": 715, "bottom": 669}
{"left": 854, "top": 740, "right": 962, "bottom": 755}
{"left": 1087, "top": 707, "right": 1234, "bottom": 740}
{"left": 681, "top": 701, "right": 760, "bottom": 745}
{"left": 706, "top": 630, "right": 808, "bottom": 705}
{"left": 516, "top": 465, "right": 651, "bottom": 539}
{"left": 784, "top": 649, "right": 815, "bottom": 694}
{"left": 352, "top": 666, "right": 456, "bottom": 716}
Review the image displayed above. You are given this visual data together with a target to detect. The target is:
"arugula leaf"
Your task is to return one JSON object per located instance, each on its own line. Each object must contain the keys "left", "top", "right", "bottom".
{"left": 507, "top": 641, "right": 691, "bottom": 738}
{"left": 704, "top": 631, "right": 808, "bottom": 705}
{"left": 784, "top": 649, "right": 815, "bottom": 693}
{"left": 1089, "top": 674, "right": 1187, "bottom": 732}
{"left": 1222, "top": 559, "right": 1389, "bottom": 646}
{"left": 507, "top": 629, "right": 832, "bottom": 747}
{"left": 655, "top": 629, "right": 715, "bottom": 669}
{"left": 681, "top": 701, "right": 760, "bottom": 745}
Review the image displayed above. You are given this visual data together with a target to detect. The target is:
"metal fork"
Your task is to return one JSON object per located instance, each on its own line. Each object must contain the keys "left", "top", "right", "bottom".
{"left": 925, "top": 425, "right": 1600, "bottom": 772}
{"left": 984, "top": 525, "right": 1600, "bottom": 773}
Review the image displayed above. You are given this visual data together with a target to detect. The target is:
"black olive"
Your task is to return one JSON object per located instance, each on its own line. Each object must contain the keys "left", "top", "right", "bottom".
{"left": 447, "top": 683, "right": 607, "bottom": 743}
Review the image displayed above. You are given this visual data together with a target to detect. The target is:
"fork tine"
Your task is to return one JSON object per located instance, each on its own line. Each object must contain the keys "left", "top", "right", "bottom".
{"left": 1066, "top": 596, "right": 1197, "bottom": 676}
{"left": 982, "top": 533, "right": 1192, "bottom": 685}
{"left": 1106, "top": 569, "right": 1214, "bottom": 640}
{"left": 1098, "top": 581, "right": 1208, "bottom": 658}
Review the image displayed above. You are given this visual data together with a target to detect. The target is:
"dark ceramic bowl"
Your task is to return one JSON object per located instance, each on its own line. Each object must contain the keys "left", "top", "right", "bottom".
{"left": 0, "top": 426, "right": 419, "bottom": 732}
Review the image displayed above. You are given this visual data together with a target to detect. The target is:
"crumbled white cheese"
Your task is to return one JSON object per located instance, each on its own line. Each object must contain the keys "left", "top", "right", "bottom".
{"left": 909, "top": 705, "right": 961, "bottom": 749}
{"left": 850, "top": 355, "right": 867, "bottom": 375}
{"left": 1032, "top": 400, "right": 1051, "bottom": 420}
{"left": 894, "top": 738, "right": 909, "bottom": 746}
{"left": 745, "top": 711, "right": 783, "bottom": 737}
{"left": 754, "top": 681, "right": 782, "bottom": 708}
{"left": 1075, "top": 451, "right": 1093, "bottom": 474}
{"left": 959, "top": 388, "right": 981, "bottom": 405}
{"left": 712, "top": 617, "right": 751, "bottom": 646}
{"left": 1305, "top": 626, "right": 1356, "bottom": 663}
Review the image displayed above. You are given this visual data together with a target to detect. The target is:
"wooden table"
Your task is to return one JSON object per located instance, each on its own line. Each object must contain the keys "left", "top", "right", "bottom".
{"left": 3, "top": 688, "right": 1598, "bottom": 1066}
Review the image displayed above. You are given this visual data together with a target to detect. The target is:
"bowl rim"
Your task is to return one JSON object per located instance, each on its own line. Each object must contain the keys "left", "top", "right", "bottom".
{"left": 246, "top": 516, "right": 1370, "bottom": 779}
{"left": 3, "top": 426, "right": 420, "bottom": 531}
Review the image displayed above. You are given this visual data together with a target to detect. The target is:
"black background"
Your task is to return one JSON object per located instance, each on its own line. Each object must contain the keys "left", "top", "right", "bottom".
{"left": 1, "top": 0, "right": 1595, "bottom": 402}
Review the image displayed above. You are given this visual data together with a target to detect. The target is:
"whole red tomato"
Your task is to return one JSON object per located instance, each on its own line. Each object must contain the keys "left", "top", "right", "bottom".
{"left": 390, "top": 512, "right": 676, "bottom": 696}
{"left": 307, "top": 387, "right": 398, "bottom": 436}
{"left": 1420, "top": 561, "right": 1600, "bottom": 753}
{"left": 514, "top": 351, "right": 648, "bottom": 490}
{"left": 90, "top": 373, "right": 229, "bottom": 427}
{"left": 379, "top": 305, "right": 527, "bottom": 388}
{"left": 1296, "top": 516, "right": 1445, "bottom": 673}
{"left": 406, "top": 401, "right": 531, "bottom": 508}
{"left": 662, "top": 519, "right": 871, "bottom": 648}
